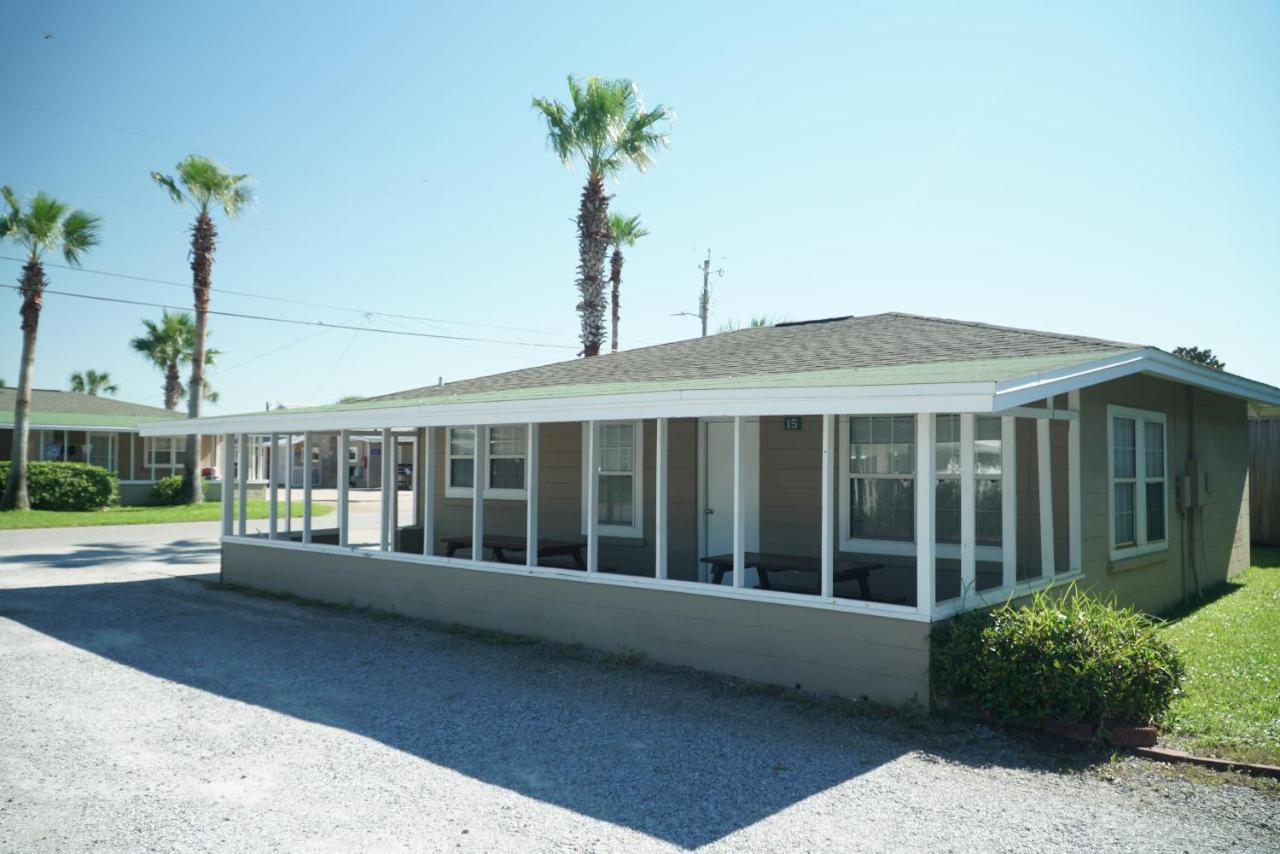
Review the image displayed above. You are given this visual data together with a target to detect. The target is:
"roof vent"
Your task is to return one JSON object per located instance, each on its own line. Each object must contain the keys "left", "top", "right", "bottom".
{"left": 774, "top": 316, "right": 854, "bottom": 328}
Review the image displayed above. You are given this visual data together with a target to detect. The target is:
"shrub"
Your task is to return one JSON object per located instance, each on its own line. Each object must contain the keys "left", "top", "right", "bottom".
{"left": 931, "top": 586, "right": 1184, "bottom": 728}
{"left": 150, "top": 474, "right": 194, "bottom": 505}
{"left": 0, "top": 461, "right": 118, "bottom": 511}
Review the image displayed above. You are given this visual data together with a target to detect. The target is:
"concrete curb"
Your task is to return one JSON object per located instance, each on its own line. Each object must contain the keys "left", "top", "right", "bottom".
{"left": 1134, "top": 746, "right": 1280, "bottom": 779}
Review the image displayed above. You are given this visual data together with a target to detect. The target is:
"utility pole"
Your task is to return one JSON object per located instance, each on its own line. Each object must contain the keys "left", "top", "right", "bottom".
{"left": 674, "top": 249, "right": 723, "bottom": 337}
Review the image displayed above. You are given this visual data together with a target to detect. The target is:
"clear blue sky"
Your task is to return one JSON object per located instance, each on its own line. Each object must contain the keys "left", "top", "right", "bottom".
{"left": 3, "top": 1, "right": 1278, "bottom": 413}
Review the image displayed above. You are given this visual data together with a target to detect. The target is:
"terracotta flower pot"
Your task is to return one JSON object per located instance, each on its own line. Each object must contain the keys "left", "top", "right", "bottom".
{"left": 1105, "top": 725, "right": 1158, "bottom": 747}
{"left": 1042, "top": 719, "right": 1097, "bottom": 742}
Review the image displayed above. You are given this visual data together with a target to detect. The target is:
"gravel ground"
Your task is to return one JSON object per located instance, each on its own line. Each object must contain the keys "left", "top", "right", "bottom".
{"left": 0, "top": 526, "right": 1276, "bottom": 852}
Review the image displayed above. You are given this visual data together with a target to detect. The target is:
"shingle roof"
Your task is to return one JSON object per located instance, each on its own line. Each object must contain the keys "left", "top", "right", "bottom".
{"left": 368, "top": 312, "right": 1139, "bottom": 404}
{"left": 0, "top": 387, "right": 184, "bottom": 429}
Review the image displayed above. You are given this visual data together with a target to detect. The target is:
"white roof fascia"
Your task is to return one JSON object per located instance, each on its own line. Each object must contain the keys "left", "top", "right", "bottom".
{"left": 0, "top": 423, "right": 155, "bottom": 433}
{"left": 139, "top": 381, "right": 1001, "bottom": 436}
{"left": 994, "top": 348, "right": 1280, "bottom": 410}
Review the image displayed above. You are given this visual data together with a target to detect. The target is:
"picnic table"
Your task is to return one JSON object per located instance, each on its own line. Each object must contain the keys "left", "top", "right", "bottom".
{"left": 700, "top": 552, "right": 887, "bottom": 600}
{"left": 440, "top": 534, "right": 587, "bottom": 570}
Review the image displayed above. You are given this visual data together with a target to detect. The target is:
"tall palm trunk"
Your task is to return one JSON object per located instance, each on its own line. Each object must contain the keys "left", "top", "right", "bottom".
{"left": 609, "top": 247, "right": 624, "bottom": 353}
{"left": 164, "top": 361, "right": 181, "bottom": 410}
{"left": 1, "top": 260, "right": 46, "bottom": 511}
{"left": 575, "top": 175, "right": 610, "bottom": 357}
{"left": 184, "top": 212, "right": 216, "bottom": 503}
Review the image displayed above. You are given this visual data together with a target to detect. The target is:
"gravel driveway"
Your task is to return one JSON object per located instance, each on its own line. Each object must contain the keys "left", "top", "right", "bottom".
{"left": 0, "top": 526, "right": 1275, "bottom": 852}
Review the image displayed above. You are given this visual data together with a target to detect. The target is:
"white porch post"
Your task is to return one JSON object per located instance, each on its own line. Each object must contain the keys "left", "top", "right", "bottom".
{"left": 410, "top": 432, "right": 420, "bottom": 528}
{"left": 655, "top": 417, "right": 669, "bottom": 580}
{"left": 1067, "top": 390, "right": 1082, "bottom": 573}
{"left": 732, "top": 416, "right": 746, "bottom": 588}
{"left": 338, "top": 429, "right": 350, "bottom": 547}
{"left": 129, "top": 432, "right": 135, "bottom": 480}
{"left": 422, "top": 427, "right": 436, "bottom": 556}
{"left": 1001, "top": 416, "right": 1017, "bottom": 588}
{"left": 268, "top": 433, "right": 279, "bottom": 539}
{"left": 960, "top": 413, "right": 976, "bottom": 595}
{"left": 526, "top": 423, "right": 539, "bottom": 568}
{"left": 381, "top": 428, "right": 393, "bottom": 551}
{"left": 284, "top": 434, "right": 293, "bottom": 535}
{"left": 820, "top": 414, "right": 834, "bottom": 598}
{"left": 916, "top": 414, "right": 936, "bottom": 614}
{"left": 389, "top": 434, "right": 400, "bottom": 550}
{"left": 237, "top": 433, "right": 249, "bottom": 536}
{"left": 471, "top": 424, "right": 486, "bottom": 561}
{"left": 221, "top": 434, "right": 234, "bottom": 537}
{"left": 586, "top": 420, "right": 598, "bottom": 573}
{"left": 1037, "top": 416, "right": 1055, "bottom": 577}
{"left": 302, "top": 432, "right": 313, "bottom": 544}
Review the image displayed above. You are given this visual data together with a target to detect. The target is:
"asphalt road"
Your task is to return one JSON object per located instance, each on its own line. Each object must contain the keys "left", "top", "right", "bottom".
{"left": 0, "top": 524, "right": 1275, "bottom": 852}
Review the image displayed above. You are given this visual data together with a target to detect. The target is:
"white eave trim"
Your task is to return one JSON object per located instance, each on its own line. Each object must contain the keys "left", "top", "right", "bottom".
{"left": 140, "top": 382, "right": 1000, "bottom": 435}
{"left": 993, "top": 348, "right": 1280, "bottom": 411}
{"left": 0, "top": 423, "right": 158, "bottom": 433}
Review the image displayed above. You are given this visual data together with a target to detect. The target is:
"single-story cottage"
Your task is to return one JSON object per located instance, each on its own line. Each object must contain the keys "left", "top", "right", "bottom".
{"left": 142, "top": 313, "right": 1280, "bottom": 703}
{"left": 1, "top": 387, "right": 219, "bottom": 505}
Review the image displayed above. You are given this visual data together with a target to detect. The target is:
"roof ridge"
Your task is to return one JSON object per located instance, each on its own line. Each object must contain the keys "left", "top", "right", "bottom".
{"left": 878, "top": 311, "right": 1141, "bottom": 350}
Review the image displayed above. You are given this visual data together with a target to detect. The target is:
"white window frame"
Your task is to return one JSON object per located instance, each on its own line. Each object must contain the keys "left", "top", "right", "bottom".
{"left": 839, "top": 414, "right": 917, "bottom": 556}
{"left": 580, "top": 420, "right": 644, "bottom": 539}
{"left": 839, "top": 414, "right": 1005, "bottom": 562}
{"left": 1106, "top": 404, "right": 1168, "bottom": 561}
{"left": 935, "top": 415, "right": 1004, "bottom": 560}
{"left": 144, "top": 436, "right": 185, "bottom": 477}
{"left": 85, "top": 431, "right": 117, "bottom": 473}
{"left": 445, "top": 426, "right": 528, "bottom": 500}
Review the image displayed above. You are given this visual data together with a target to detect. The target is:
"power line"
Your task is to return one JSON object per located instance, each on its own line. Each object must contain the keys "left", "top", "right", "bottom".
{"left": 0, "top": 254, "right": 565, "bottom": 337}
{"left": 0, "top": 284, "right": 575, "bottom": 350}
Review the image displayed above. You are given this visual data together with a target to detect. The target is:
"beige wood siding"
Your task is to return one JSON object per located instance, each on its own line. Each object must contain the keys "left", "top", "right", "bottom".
{"left": 223, "top": 540, "right": 931, "bottom": 704}
{"left": 1077, "top": 375, "right": 1250, "bottom": 613}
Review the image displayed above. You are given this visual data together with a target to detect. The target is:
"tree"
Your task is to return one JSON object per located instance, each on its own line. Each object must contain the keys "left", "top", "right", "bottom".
{"left": 130, "top": 310, "right": 221, "bottom": 409}
{"left": 606, "top": 213, "right": 648, "bottom": 353}
{"left": 69, "top": 369, "right": 119, "bottom": 396}
{"left": 717, "top": 315, "right": 777, "bottom": 334}
{"left": 152, "top": 155, "right": 253, "bottom": 502}
{"left": 0, "top": 186, "right": 102, "bottom": 510}
{"left": 533, "top": 76, "right": 670, "bottom": 356}
{"left": 1171, "top": 346, "right": 1225, "bottom": 371}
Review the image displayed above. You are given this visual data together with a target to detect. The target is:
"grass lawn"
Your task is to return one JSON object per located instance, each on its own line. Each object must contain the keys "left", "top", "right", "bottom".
{"left": 0, "top": 501, "right": 332, "bottom": 530}
{"left": 1159, "top": 547, "right": 1280, "bottom": 766}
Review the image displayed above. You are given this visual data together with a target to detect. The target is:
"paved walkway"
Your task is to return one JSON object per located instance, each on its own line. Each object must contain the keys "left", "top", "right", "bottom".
{"left": 0, "top": 526, "right": 1275, "bottom": 852}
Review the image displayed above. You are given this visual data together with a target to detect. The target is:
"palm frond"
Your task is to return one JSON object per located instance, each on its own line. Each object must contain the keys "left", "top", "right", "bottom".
{"left": 151, "top": 172, "right": 185, "bottom": 205}
{"left": 59, "top": 209, "right": 103, "bottom": 265}
{"left": 607, "top": 213, "right": 648, "bottom": 247}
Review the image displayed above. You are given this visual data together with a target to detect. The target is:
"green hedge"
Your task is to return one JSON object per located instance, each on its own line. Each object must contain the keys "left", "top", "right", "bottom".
{"left": 0, "top": 461, "right": 119, "bottom": 511}
{"left": 150, "top": 474, "right": 192, "bottom": 505}
{"left": 931, "top": 586, "right": 1184, "bottom": 728}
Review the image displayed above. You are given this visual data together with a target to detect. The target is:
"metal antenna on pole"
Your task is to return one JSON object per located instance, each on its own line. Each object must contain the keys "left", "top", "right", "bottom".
{"left": 673, "top": 249, "right": 724, "bottom": 337}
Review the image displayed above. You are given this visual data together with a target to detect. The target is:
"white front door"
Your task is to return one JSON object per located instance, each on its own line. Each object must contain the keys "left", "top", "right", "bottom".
{"left": 700, "top": 419, "right": 760, "bottom": 585}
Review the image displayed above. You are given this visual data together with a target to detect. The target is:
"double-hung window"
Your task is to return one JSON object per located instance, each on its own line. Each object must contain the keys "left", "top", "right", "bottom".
{"left": 1108, "top": 406, "right": 1167, "bottom": 559}
{"left": 843, "top": 415, "right": 916, "bottom": 544}
{"left": 934, "top": 415, "right": 1003, "bottom": 547}
{"left": 581, "top": 421, "right": 643, "bottom": 538}
{"left": 445, "top": 426, "right": 528, "bottom": 499}
{"left": 145, "top": 437, "right": 185, "bottom": 477}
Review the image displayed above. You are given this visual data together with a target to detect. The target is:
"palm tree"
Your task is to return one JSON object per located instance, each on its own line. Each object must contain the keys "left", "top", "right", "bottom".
{"left": 533, "top": 76, "right": 670, "bottom": 357}
{"left": 69, "top": 370, "right": 119, "bottom": 396}
{"left": 606, "top": 213, "right": 648, "bottom": 353}
{"left": 152, "top": 155, "right": 253, "bottom": 502}
{"left": 0, "top": 186, "right": 102, "bottom": 510}
{"left": 130, "top": 311, "right": 221, "bottom": 409}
